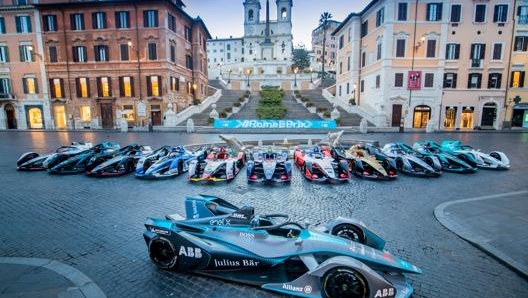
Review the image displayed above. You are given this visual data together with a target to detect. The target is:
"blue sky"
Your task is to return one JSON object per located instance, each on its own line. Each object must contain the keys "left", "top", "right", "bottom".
{"left": 184, "top": 0, "right": 371, "bottom": 49}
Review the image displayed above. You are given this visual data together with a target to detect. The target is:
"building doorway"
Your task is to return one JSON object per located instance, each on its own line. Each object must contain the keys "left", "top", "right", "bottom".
{"left": 26, "top": 106, "right": 44, "bottom": 129}
{"left": 444, "top": 106, "right": 457, "bottom": 129}
{"left": 4, "top": 103, "right": 17, "bottom": 129}
{"left": 391, "top": 104, "right": 402, "bottom": 127}
{"left": 481, "top": 102, "right": 497, "bottom": 127}
{"left": 412, "top": 105, "right": 431, "bottom": 128}
{"left": 460, "top": 107, "right": 474, "bottom": 129}
{"left": 100, "top": 103, "right": 114, "bottom": 129}
{"left": 54, "top": 105, "right": 66, "bottom": 129}
{"left": 150, "top": 104, "right": 161, "bottom": 126}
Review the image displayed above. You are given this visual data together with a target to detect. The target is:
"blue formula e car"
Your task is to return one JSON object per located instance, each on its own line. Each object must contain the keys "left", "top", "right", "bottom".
{"left": 144, "top": 195, "right": 422, "bottom": 298}
{"left": 135, "top": 146, "right": 203, "bottom": 179}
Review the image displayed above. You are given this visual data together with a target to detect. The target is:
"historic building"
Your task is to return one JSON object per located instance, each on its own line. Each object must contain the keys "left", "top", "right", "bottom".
{"left": 0, "top": 0, "right": 210, "bottom": 130}
{"left": 207, "top": 0, "right": 294, "bottom": 85}
{"left": 311, "top": 19, "right": 340, "bottom": 71}
{"left": 333, "top": 0, "right": 517, "bottom": 130}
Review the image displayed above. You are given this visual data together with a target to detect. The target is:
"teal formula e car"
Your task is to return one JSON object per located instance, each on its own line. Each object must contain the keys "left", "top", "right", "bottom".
{"left": 413, "top": 141, "right": 477, "bottom": 173}
{"left": 143, "top": 195, "right": 422, "bottom": 298}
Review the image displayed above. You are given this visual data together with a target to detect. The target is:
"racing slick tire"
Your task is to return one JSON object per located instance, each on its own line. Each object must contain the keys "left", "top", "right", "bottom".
{"left": 331, "top": 224, "right": 365, "bottom": 244}
{"left": 396, "top": 158, "right": 404, "bottom": 171}
{"left": 148, "top": 237, "right": 178, "bottom": 269}
{"left": 322, "top": 267, "right": 369, "bottom": 298}
{"left": 125, "top": 160, "right": 135, "bottom": 172}
{"left": 177, "top": 161, "right": 183, "bottom": 175}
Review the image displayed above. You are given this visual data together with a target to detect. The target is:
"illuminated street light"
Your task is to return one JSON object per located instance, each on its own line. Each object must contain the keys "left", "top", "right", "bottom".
{"left": 246, "top": 69, "right": 251, "bottom": 87}
{"left": 294, "top": 67, "right": 298, "bottom": 87}
{"left": 228, "top": 69, "right": 232, "bottom": 83}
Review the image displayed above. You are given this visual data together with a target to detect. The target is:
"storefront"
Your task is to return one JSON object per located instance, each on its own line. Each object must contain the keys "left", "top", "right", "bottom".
{"left": 25, "top": 105, "right": 44, "bottom": 129}
{"left": 412, "top": 105, "right": 431, "bottom": 128}
{"left": 512, "top": 104, "right": 528, "bottom": 128}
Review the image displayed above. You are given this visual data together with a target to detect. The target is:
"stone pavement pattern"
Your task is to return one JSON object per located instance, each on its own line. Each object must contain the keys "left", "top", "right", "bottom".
{"left": 0, "top": 131, "right": 527, "bottom": 298}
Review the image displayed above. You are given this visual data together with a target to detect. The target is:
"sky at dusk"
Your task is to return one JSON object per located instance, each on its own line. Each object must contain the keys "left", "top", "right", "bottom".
{"left": 184, "top": 0, "right": 371, "bottom": 49}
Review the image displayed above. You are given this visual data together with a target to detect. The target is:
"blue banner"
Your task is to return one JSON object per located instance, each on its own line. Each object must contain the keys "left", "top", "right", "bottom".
{"left": 213, "top": 119, "right": 337, "bottom": 129}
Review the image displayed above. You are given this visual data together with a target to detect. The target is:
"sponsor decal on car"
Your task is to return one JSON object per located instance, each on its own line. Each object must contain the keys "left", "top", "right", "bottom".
{"left": 209, "top": 218, "right": 231, "bottom": 225}
{"left": 213, "top": 258, "right": 260, "bottom": 267}
{"left": 178, "top": 246, "right": 202, "bottom": 258}
{"left": 282, "top": 283, "right": 312, "bottom": 293}
{"left": 150, "top": 227, "right": 170, "bottom": 235}
{"left": 239, "top": 232, "right": 255, "bottom": 239}
{"left": 230, "top": 213, "right": 247, "bottom": 219}
{"left": 374, "top": 288, "right": 395, "bottom": 298}
{"left": 192, "top": 200, "right": 199, "bottom": 219}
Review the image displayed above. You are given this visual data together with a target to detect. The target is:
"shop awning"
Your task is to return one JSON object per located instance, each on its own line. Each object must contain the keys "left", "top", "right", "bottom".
{"left": 513, "top": 104, "right": 528, "bottom": 110}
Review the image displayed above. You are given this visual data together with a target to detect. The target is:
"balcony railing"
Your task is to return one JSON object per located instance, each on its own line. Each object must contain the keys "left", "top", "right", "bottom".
{"left": 518, "top": 16, "right": 528, "bottom": 25}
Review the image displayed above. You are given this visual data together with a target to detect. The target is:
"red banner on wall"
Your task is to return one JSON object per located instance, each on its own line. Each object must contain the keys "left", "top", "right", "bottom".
{"left": 408, "top": 70, "right": 422, "bottom": 90}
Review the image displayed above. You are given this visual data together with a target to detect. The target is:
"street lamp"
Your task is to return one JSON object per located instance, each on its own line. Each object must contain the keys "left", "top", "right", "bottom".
{"left": 192, "top": 83, "right": 198, "bottom": 104}
{"left": 246, "top": 69, "right": 251, "bottom": 87}
{"left": 294, "top": 67, "right": 298, "bottom": 88}
{"left": 228, "top": 69, "right": 232, "bottom": 83}
{"left": 310, "top": 66, "right": 314, "bottom": 83}
{"left": 218, "top": 62, "right": 223, "bottom": 77}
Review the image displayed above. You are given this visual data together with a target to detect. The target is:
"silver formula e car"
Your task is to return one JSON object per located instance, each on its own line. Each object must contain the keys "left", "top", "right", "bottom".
{"left": 246, "top": 146, "right": 292, "bottom": 183}
{"left": 85, "top": 144, "right": 153, "bottom": 177}
{"left": 440, "top": 140, "right": 510, "bottom": 170}
{"left": 382, "top": 143, "right": 441, "bottom": 177}
{"left": 144, "top": 195, "right": 421, "bottom": 298}
{"left": 16, "top": 142, "right": 93, "bottom": 171}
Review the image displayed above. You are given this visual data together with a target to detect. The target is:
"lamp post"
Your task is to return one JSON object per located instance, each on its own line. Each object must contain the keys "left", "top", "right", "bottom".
{"left": 310, "top": 66, "right": 313, "bottom": 83}
{"left": 350, "top": 83, "right": 357, "bottom": 105}
{"left": 218, "top": 62, "right": 223, "bottom": 78}
{"left": 246, "top": 69, "right": 251, "bottom": 87}
{"left": 192, "top": 83, "right": 198, "bottom": 104}
{"left": 228, "top": 69, "right": 232, "bottom": 83}
{"left": 294, "top": 67, "right": 298, "bottom": 88}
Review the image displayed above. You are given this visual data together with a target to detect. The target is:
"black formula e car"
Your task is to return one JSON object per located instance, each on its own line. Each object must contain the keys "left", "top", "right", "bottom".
{"left": 16, "top": 142, "right": 93, "bottom": 171}
{"left": 144, "top": 195, "right": 422, "bottom": 298}
{"left": 48, "top": 141, "right": 121, "bottom": 175}
{"left": 85, "top": 144, "right": 153, "bottom": 177}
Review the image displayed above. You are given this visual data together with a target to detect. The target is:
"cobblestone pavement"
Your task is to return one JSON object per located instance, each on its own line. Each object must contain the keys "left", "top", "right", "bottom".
{"left": 1, "top": 130, "right": 527, "bottom": 298}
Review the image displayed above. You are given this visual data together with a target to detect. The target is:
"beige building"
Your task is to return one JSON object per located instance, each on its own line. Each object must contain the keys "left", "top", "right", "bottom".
{"left": 312, "top": 20, "right": 340, "bottom": 73}
{"left": 333, "top": 0, "right": 517, "bottom": 130}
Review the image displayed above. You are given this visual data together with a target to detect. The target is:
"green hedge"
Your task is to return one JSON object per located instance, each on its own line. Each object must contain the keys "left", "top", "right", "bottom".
{"left": 257, "top": 86, "right": 286, "bottom": 119}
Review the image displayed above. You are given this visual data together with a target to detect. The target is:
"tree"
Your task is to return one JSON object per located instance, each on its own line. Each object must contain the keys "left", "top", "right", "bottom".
{"left": 319, "top": 12, "right": 333, "bottom": 78}
{"left": 291, "top": 47, "right": 310, "bottom": 71}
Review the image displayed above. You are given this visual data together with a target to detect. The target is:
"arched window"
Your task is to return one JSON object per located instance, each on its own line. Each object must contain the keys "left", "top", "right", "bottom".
{"left": 281, "top": 8, "right": 287, "bottom": 19}
{"left": 248, "top": 10, "right": 254, "bottom": 21}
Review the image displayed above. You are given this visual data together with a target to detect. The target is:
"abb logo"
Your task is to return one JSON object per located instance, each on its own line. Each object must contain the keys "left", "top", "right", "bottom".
{"left": 374, "top": 288, "right": 395, "bottom": 298}
{"left": 179, "top": 246, "right": 202, "bottom": 258}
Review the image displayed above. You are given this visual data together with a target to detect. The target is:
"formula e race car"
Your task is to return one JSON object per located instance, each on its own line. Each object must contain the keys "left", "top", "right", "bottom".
{"left": 144, "top": 195, "right": 422, "bottom": 298}
{"left": 85, "top": 144, "right": 153, "bottom": 177}
{"left": 16, "top": 142, "right": 93, "bottom": 171}
{"left": 382, "top": 143, "right": 442, "bottom": 177}
{"left": 135, "top": 146, "right": 205, "bottom": 179}
{"left": 440, "top": 140, "right": 510, "bottom": 170}
{"left": 413, "top": 141, "right": 477, "bottom": 173}
{"left": 187, "top": 146, "right": 246, "bottom": 182}
{"left": 47, "top": 141, "right": 121, "bottom": 175}
{"left": 293, "top": 145, "right": 349, "bottom": 182}
{"left": 336, "top": 144, "right": 397, "bottom": 180}
{"left": 246, "top": 146, "right": 292, "bottom": 183}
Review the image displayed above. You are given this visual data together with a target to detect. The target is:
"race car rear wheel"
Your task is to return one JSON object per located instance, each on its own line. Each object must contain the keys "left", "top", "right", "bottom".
{"left": 177, "top": 161, "right": 183, "bottom": 174}
{"left": 331, "top": 224, "right": 365, "bottom": 244}
{"left": 148, "top": 237, "right": 178, "bottom": 269}
{"left": 322, "top": 267, "right": 368, "bottom": 298}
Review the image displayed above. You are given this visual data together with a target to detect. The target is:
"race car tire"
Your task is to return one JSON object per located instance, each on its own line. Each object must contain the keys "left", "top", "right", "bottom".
{"left": 396, "top": 158, "right": 404, "bottom": 171}
{"left": 125, "top": 160, "right": 135, "bottom": 172}
{"left": 148, "top": 237, "right": 178, "bottom": 269}
{"left": 178, "top": 160, "right": 183, "bottom": 174}
{"left": 331, "top": 224, "right": 365, "bottom": 244}
{"left": 143, "top": 159, "right": 152, "bottom": 172}
{"left": 322, "top": 267, "right": 368, "bottom": 298}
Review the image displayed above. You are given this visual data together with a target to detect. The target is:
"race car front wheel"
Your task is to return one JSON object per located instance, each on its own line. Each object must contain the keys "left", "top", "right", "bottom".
{"left": 322, "top": 267, "right": 368, "bottom": 298}
{"left": 331, "top": 224, "right": 365, "bottom": 244}
{"left": 148, "top": 237, "right": 178, "bottom": 269}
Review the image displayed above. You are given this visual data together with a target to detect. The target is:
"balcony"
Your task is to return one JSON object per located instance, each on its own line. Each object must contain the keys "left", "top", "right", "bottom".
{"left": 0, "top": 93, "right": 15, "bottom": 101}
{"left": 518, "top": 16, "right": 528, "bottom": 25}
{"left": 470, "top": 59, "right": 483, "bottom": 69}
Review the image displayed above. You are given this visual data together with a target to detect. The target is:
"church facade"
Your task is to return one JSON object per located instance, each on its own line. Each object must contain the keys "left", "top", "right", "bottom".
{"left": 207, "top": 0, "right": 294, "bottom": 81}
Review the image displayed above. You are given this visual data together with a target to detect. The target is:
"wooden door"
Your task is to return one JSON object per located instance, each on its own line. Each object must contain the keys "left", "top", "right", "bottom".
{"left": 391, "top": 104, "right": 402, "bottom": 127}
{"left": 100, "top": 103, "right": 114, "bottom": 129}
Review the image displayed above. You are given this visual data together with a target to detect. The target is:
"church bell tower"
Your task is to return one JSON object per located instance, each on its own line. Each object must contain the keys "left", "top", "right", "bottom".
{"left": 243, "top": 0, "right": 261, "bottom": 36}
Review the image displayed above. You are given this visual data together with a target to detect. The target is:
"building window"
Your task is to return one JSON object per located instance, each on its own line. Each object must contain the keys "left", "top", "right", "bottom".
{"left": 147, "top": 75, "right": 161, "bottom": 96}
{"left": 19, "top": 45, "right": 34, "bottom": 62}
{"left": 443, "top": 73, "right": 457, "bottom": 88}
{"left": 470, "top": 43, "right": 485, "bottom": 66}
{"left": 119, "top": 76, "right": 134, "bottom": 97}
{"left": 518, "top": 6, "right": 528, "bottom": 25}
{"left": 22, "top": 77, "right": 38, "bottom": 94}
{"left": 143, "top": 10, "right": 158, "bottom": 27}
{"left": 120, "top": 44, "right": 129, "bottom": 61}
{"left": 360, "top": 21, "right": 368, "bottom": 37}
{"left": 445, "top": 43, "right": 460, "bottom": 60}
{"left": 492, "top": 43, "right": 502, "bottom": 60}
{"left": 394, "top": 73, "right": 404, "bottom": 87}
{"left": 168, "top": 13, "right": 176, "bottom": 32}
{"left": 94, "top": 45, "right": 109, "bottom": 62}
{"left": 0, "top": 46, "right": 9, "bottom": 63}
{"left": 339, "top": 35, "right": 344, "bottom": 49}
{"left": 50, "top": 78, "right": 64, "bottom": 98}
{"left": 0, "top": 17, "right": 5, "bottom": 34}
{"left": 475, "top": 4, "right": 486, "bottom": 23}
{"left": 488, "top": 73, "right": 502, "bottom": 89}
{"left": 376, "top": 43, "right": 382, "bottom": 60}
{"left": 493, "top": 5, "right": 508, "bottom": 23}
{"left": 16, "top": 15, "right": 32, "bottom": 33}
{"left": 395, "top": 39, "right": 405, "bottom": 57}
{"left": 80, "top": 105, "right": 91, "bottom": 122}
{"left": 43, "top": 14, "right": 57, "bottom": 32}
{"left": 375, "top": 75, "right": 380, "bottom": 88}
{"left": 92, "top": 12, "right": 106, "bottom": 29}
{"left": 186, "top": 55, "right": 193, "bottom": 69}
{"left": 0, "top": 78, "right": 11, "bottom": 96}
{"left": 426, "top": 39, "right": 436, "bottom": 58}
{"left": 185, "top": 26, "right": 192, "bottom": 42}
{"left": 514, "top": 36, "right": 528, "bottom": 51}
{"left": 70, "top": 13, "right": 85, "bottom": 30}
{"left": 450, "top": 4, "right": 461, "bottom": 23}
{"left": 248, "top": 9, "right": 254, "bottom": 21}
{"left": 426, "top": 3, "right": 443, "bottom": 21}
{"left": 49, "top": 46, "right": 57, "bottom": 62}
{"left": 76, "top": 77, "right": 90, "bottom": 97}
{"left": 170, "top": 45, "right": 176, "bottom": 62}
{"left": 347, "top": 56, "right": 351, "bottom": 71}
{"left": 360, "top": 80, "right": 364, "bottom": 92}
{"left": 510, "top": 71, "right": 525, "bottom": 87}
{"left": 116, "top": 11, "right": 130, "bottom": 29}
{"left": 376, "top": 8, "right": 384, "bottom": 27}
{"left": 468, "top": 73, "right": 482, "bottom": 89}
{"left": 424, "top": 73, "right": 434, "bottom": 88}
{"left": 122, "top": 104, "right": 134, "bottom": 122}
{"left": 361, "top": 51, "right": 366, "bottom": 67}
{"left": 97, "top": 77, "right": 112, "bottom": 97}
{"left": 170, "top": 76, "right": 180, "bottom": 91}
{"left": 148, "top": 43, "right": 157, "bottom": 60}
{"left": 397, "top": 3, "right": 407, "bottom": 21}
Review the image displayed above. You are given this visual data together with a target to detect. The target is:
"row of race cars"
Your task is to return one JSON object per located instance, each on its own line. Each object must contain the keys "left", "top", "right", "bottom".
{"left": 16, "top": 132, "right": 510, "bottom": 183}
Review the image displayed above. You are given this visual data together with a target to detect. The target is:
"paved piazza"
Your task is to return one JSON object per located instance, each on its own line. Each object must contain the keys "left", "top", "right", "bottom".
{"left": 1, "top": 130, "right": 527, "bottom": 298}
